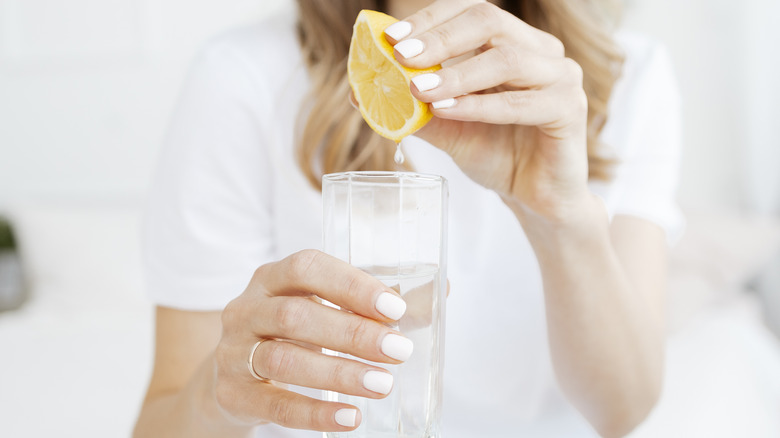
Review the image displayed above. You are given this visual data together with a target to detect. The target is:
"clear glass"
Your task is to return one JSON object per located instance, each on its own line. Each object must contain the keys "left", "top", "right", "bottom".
{"left": 322, "top": 171, "right": 448, "bottom": 438}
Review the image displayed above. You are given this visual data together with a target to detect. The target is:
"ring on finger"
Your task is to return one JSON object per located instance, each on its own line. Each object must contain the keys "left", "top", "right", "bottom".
{"left": 248, "top": 338, "right": 273, "bottom": 382}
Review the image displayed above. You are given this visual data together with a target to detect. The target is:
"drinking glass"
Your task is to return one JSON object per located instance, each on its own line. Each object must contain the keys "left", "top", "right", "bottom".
{"left": 322, "top": 171, "right": 448, "bottom": 438}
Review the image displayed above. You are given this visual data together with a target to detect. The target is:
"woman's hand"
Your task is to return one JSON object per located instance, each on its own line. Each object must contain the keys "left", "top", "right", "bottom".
{"left": 215, "top": 250, "right": 410, "bottom": 431}
{"left": 387, "top": 0, "right": 591, "bottom": 223}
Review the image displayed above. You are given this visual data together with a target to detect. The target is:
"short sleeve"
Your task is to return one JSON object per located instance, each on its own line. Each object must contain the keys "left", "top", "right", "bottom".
{"left": 592, "top": 33, "right": 685, "bottom": 244}
{"left": 142, "top": 40, "right": 276, "bottom": 311}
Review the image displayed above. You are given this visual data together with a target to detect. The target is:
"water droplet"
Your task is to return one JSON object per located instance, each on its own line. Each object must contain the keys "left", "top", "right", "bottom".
{"left": 394, "top": 142, "right": 405, "bottom": 165}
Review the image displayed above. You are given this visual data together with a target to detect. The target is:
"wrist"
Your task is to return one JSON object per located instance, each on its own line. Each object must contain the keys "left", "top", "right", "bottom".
{"left": 503, "top": 192, "right": 611, "bottom": 253}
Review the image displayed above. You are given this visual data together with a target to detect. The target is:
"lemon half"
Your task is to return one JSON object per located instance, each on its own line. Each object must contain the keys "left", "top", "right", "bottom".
{"left": 348, "top": 10, "right": 441, "bottom": 143}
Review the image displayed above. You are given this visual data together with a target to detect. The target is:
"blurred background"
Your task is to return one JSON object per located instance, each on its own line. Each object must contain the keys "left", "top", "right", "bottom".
{"left": 0, "top": 0, "right": 779, "bottom": 436}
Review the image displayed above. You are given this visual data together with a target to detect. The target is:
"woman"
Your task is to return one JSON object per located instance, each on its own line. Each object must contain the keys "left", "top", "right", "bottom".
{"left": 134, "top": 0, "right": 682, "bottom": 436}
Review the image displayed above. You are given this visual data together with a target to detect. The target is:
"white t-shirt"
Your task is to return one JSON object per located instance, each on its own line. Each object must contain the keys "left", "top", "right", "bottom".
{"left": 142, "top": 6, "right": 683, "bottom": 437}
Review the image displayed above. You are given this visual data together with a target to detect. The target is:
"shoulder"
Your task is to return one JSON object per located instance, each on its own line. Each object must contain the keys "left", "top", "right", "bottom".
{"left": 612, "top": 31, "right": 680, "bottom": 111}
{"left": 595, "top": 31, "right": 684, "bottom": 242}
{"left": 601, "top": 30, "right": 681, "bottom": 156}
{"left": 616, "top": 31, "right": 671, "bottom": 69}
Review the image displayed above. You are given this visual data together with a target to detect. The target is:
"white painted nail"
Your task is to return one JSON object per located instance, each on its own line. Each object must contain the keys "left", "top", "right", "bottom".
{"left": 363, "top": 370, "right": 394, "bottom": 395}
{"left": 375, "top": 292, "right": 407, "bottom": 320}
{"left": 348, "top": 92, "right": 358, "bottom": 110}
{"left": 385, "top": 21, "right": 412, "bottom": 40}
{"left": 432, "top": 98, "right": 457, "bottom": 109}
{"left": 411, "top": 73, "right": 441, "bottom": 92}
{"left": 335, "top": 408, "right": 358, "bottom": 427}
{"left": 381, "top": 334, "right": 414, "bottom": 361}
{"left": 394, "top": 39, "right": 424, "bottom": 59}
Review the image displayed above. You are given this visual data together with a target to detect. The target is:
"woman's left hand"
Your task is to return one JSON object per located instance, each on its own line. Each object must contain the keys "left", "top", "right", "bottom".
{"left": 386, "top": 0, "right": 591, "bottom": 223}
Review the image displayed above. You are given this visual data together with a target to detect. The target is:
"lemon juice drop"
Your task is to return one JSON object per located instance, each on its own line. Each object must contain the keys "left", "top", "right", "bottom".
{"left": 394, "top": 141, "right": 405, "bottom": 165}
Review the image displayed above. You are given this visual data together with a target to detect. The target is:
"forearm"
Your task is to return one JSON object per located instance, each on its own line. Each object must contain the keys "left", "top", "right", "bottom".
{"left": 511, "top": 195, "right": 664, "bottom": 437}
{"left": 134, "top": 352, "right": 254, "bottom": 438}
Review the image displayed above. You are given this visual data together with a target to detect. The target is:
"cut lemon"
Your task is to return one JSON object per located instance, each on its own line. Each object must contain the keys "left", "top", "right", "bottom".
{"left": 348, "top": 10, "right": 441, "bottom": 143}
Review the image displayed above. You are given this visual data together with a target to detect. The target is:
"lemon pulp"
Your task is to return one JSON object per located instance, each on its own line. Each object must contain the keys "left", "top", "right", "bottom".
{"left": 348, "top": 10, "right": 441, "bottom": 143}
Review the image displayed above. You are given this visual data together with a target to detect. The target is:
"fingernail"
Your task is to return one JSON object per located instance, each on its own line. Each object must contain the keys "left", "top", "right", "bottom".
{"left": 432, "top": 97, "right": 456, "bottom": 109}
{"left": 348, "top": 92, "right": 358, "bottom": 110}
{"left": 375, "top": 292, "right": 407, "bottom": 320}
{"left": 385, "top": 21, "right": 412, "bottom": 40}
{"left": 363, "top": 370, "right": 394, "bottom": 395}
{"left": 381, "top": 334, "right": 414, "bottom": 361}
{"left": 411, "top": 73, "right": 441, "bottom": 92}
{"left": 394, "top": 39, "right": 424, "bottom": 59}
{"left": 335, "top": 408, "right": 358, "bottom": 427}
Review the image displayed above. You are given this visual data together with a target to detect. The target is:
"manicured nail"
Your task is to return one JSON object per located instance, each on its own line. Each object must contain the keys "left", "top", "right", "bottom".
{"left": 375, "top": 292, "right": 407, "bottom": 320}
{"left": 363, "top": 370, "right": 394, "bottom": 395}
{"left": 381, "top": 334, "right": 414, "bottom": 361}
{"left": 432, "top": 98, "right": 456, "bottom": 109}
{"left": 385, "top": 21, "right": 412, "bottom": 40}
{"left": 348, "top": 92, "right": 358, "bottom": 110}
{"left": 394, "top": 39, "right": 424, "bottom": 59}
{"left": 335, "top": 408, "right": 358, "bottom": 427}
{"left": 411, "top": 73, "right": 441, "bottom": 92}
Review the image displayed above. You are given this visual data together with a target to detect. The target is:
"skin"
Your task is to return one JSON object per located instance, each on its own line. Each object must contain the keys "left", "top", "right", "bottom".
{"left": 134, "top": 1, "right": 667, "bottom": 437}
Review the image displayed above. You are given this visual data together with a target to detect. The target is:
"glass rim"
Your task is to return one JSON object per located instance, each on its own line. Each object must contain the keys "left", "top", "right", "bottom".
{"left": 322, "top": 171, "right": 446, "bottom": 186}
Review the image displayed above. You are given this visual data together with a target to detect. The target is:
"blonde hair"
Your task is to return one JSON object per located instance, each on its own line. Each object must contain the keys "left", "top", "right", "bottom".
{"left": 295, "top": 0, "right": 624, "bottom": 189}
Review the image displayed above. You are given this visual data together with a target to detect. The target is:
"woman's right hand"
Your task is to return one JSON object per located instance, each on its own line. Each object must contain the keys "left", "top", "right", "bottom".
{"left": 214, "top": 249, "right": 411, "bottom": 432}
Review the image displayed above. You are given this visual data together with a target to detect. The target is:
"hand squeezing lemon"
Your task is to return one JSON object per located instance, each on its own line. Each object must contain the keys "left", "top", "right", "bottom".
{"left": 348, "top": 10, "right": 441, "bottom": 143}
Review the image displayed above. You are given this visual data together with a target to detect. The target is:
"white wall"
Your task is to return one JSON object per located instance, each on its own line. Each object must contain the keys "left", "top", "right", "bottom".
{"left": 0, "top": 0, "right": 290, "bottom": 211}
{"left": 623, "top": 0, "right": 780, "bottom": 213}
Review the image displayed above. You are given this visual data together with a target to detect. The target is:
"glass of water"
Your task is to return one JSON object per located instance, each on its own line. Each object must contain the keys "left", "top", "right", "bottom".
{"left": 322, "top": 171, "right": 448, "bottom": 438}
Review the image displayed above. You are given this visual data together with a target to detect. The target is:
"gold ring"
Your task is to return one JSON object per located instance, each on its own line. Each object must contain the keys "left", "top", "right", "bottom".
{"left": 248, "top": 339, "right": 272, "bottom": 382}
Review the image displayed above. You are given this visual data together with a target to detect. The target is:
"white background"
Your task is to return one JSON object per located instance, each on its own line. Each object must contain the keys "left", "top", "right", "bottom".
{"left": 1, "top": 1, "right": 779, "bottom": 437}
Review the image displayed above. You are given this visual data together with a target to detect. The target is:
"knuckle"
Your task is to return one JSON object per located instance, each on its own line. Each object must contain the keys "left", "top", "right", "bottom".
{"left": 341, "top": 273, "right": 363, "bottom": 303}
{"left": 326, "top": 360, "right": 352, "bottom": 390}
{"left": 221, "top": 297, "right": 245, "bottom": 334}
{"left": 263, "top": 341, "right": 293, "bottom": 379}
{"left": 504, "top": 92, "right": 530, "bottom": 124}
{"left": 287, "top": 249, "right": 321, "bottom": 279}
{"left": 414, "top": 8, "right": 436, "bottom": 29}
{"left": 445, "top": 67, "right": 466, "bottom": 91}
{"left": 269, "top": 394, "right": 296, "bottom": 427}
{"left": 252, "top": 262, "right": 269, "bottom": 282}
{"left": 503, "top": 90, "right": 526, "bottom": 108}
{"left": 563, "top": 57, "right": 584, "bottom": 83}
{"left": 547, "top": 35, "right": 566, "bottom": 57}
{"left": 250, "top": 263, "right": 274, "bottom": 291}
{"left": 539, "top": 32, "right": 566, "bottom": 58}
{"left": 496, "top": 45, "right": 521, "bottom": 74}
{"left": 429, "top": 26, "right": 455, "bottom": 50}
{"left": 470, "top": 1, "right": 499, "bottom": 23}
{"left": 275, "top": 298, "right": 309, "bottom": 335}
{"left": 343, "top": 316, "right": 374, "bottom": 349}
{"left": 313, "top": 406, "right": 335, "bottom": 430}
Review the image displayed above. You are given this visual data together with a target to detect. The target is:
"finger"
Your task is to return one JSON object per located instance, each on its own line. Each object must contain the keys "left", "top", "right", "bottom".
{"left": 383, "top": 0, "right": 478, "bottom": 43}
{"left": 393, "top": 2, "right": 509, "bottom": 68}
{"left": 253, "top": 250, "right": 407, "bottom": 322}
{"left": 217, "top": 379, "right": 362, "bottom": 431}
{"left": 254, "top": 296, "right": 414, "bottom": 363}
{"left": 430, "top": 87, "right": 587, "bottom": 129}
{"left": 410, "top": 48, "right": 570, "bottom": 103}
{"left": 391, "top": 3, "right": 565, "bottom": 69}
{"left": 248, "top": 339, "right": 395, "bottom": 398}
